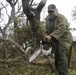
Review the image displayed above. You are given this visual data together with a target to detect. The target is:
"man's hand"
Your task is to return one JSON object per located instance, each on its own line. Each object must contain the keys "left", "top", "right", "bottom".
{"left": 44, "top": 35, "right": 51, "bottom": 42}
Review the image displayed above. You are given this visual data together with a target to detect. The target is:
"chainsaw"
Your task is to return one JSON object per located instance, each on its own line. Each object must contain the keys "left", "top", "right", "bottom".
{"left": 26, "top": 40, "right": 53, "bottom": 63}
{"left": 26, "top": 40, "right": 59, "bottom": 75}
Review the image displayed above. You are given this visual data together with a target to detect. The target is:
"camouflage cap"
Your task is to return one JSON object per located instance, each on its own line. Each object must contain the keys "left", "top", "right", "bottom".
{"left": 48, "top": 4, "right": 57, "bottom": 12}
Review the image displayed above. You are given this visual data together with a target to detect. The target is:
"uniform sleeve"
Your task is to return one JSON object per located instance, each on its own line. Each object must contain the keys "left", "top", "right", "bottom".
{"left": 50, "top": 17, "right": 68, "bottom": 40}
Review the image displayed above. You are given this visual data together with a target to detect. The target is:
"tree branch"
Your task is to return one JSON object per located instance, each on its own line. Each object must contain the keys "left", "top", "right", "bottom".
{"left": 0, "top": 38, "right": 27, "bottom": 55}
{"left": 22, "top": 0, "right": 34, "bottom": 19}
{"left": 0, "top": 56, "right": 22, "bottom": 64}
{"left": 22, "top": 0, "right": 38, "bottom": 32}
{"left": 6, "top": 0, "right": 13, "bottom": 7}
{"left": 0, "top": 37, "right": 28, "bottom": 63}
{"left": 35, "top": 0, "right": 47, "bottom": 20}
{"left": 37, "top": 0, "right": 47, "bottom": 12}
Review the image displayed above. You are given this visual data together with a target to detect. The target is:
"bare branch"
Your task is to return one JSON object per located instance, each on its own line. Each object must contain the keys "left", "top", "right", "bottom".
{"left": 22, "top": 0, "right": 38, "bottom": 33}
{"left": 6, "top": 0, "right": 18, "bottom": 7}
{"left": 22, "top": 0, "right": 34, "bottom": 19}
{"left": 0, "top": 56, "right": 22, "bottom": 64}
{"left": 1, "top": 2, "right": 9, "bottom": 17}
{"left": 3, "top": 17, "right": 11, "bottom": 31}
{"left": 35, "top": 0, "right": 47, "bottom": 20}
{"left": 37, "top": 0, "right": 47, "bottom": 12}
{"left": 0, "top": 2, "right": 8, "bottom": 17}
{"left": 29, "top": 0, "right": 34, "bottom": 5}
{"left": 0, "top": 37, "right": 28, "bottom": 63}
{"left": 14, "top": 0, "right": 18, "bottom": 6}
{"left": 6, "top": 0, "right": 13, "bottom": 7}
{"left": 0, "top": 27, "right": 3, "bottom": 34}
{"left": 0, "top": 37, "right": 27, "bottom": 55}
{"left": 15, "top": 5, "right": 22, "bottom": 14}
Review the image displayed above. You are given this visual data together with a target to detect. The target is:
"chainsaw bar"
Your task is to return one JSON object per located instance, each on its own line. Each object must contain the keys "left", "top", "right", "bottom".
{"left": 29, "top": 49, "right": 41, "bottom": 63}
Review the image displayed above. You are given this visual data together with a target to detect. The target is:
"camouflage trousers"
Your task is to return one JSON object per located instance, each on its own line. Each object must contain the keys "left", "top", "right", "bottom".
{"left": 52, "top": 42, "right": 68, "bottom": 75}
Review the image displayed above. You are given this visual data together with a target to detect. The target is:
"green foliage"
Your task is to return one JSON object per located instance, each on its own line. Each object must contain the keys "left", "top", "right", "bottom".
{"left": 14, "top": 22, "right": 46, "bottom": 44}
{"left": 69, "top": 69, "right": 76, "bottom": 75}
{"left": 0, "top": 40, "right": 22, "bottom": 60}
{"left": 14, "top": 25, "right": 34, "bottom": 44}
{"left": 0, "top": 61, "right": 76, "bottom": 75}
{"left": 37, "top": 21, "right": 46, "bottom": 38}
{"left": 0, "top": 61, "right": 52, "bottom": 75}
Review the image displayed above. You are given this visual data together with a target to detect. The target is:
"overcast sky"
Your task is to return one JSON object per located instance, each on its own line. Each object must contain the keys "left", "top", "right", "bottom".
{"left": 0, "top": 0, "right": 76, "bottom": 36}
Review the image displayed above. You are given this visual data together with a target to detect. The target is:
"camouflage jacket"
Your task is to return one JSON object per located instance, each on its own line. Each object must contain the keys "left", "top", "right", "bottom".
{"left": 45, "top": 13, "right": 73, "bottom": 51}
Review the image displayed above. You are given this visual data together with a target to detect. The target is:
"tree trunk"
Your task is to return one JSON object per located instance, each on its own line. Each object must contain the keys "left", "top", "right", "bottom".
{"left": 22, "top": 0, "right": 47, "bottom": 48}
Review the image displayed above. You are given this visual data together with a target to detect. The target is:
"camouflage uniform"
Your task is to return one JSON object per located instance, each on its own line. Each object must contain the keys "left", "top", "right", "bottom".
{"left": 45, "top": 4, "right": 73, "bottom": 75}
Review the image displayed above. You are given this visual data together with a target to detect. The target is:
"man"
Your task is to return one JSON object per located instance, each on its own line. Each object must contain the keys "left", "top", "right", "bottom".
{"left": 44, "top": 4, "right": 73, "bottom": 75}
